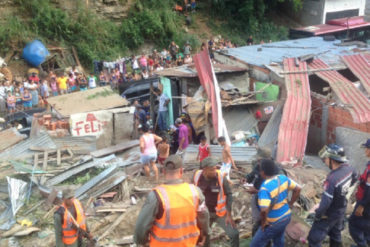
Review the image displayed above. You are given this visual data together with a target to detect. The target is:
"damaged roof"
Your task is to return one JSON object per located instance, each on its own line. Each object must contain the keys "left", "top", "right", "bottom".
{"left": 155, "top": 63, "right": 247, "bottom": 78}
{"left": 46, "top": 86, "right": 129, "bottom": 117}
{"left": 276, "top": 58, "right": 311, "bottom": 165}
{"left": 309, "top": 59, "right": 370, "bottom": 123}
{"left": 220, "top": 37, "right": 367, "bottom": 67}
{"left": 341, "top": 53, "right": 370, "bottom": 94}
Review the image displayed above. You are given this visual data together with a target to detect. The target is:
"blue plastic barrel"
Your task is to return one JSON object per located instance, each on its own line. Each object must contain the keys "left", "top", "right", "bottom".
{"left": 22, "top": 40, "right": 50, "bottom": 67}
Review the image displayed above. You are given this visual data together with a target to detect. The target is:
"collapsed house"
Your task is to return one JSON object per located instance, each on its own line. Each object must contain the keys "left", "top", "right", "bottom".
{"left": 215, "top": 36, "right": 370, "bottom": 170}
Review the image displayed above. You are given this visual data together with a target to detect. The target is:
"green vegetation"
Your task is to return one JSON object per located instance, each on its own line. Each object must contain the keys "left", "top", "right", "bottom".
{"left": 0, "top": 0, "right": 301, "bottom": 67}
{"left": 205, "top": 0, "right": 301, "bottom": 43}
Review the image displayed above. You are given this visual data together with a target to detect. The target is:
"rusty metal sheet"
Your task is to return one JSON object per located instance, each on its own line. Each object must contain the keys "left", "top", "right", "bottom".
{"left": 309, "top": 59, "right": 370, "bottom": 123}
{"left": 90, "top": 140, "right": 139, "bottom": 158}
{"left": 0, "top": 128, "right": 26, "bottom": 152}
{"left": 342, "top": 54, "right": 370, "bottom": 94}
{"left": 276, "top": 58, "right": 311, "bottom": 165}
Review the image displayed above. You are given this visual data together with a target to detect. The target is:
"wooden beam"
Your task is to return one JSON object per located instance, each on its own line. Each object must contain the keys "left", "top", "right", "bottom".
{"left": 98, "top": 212, "right": 127, "bottom": 241}
{"left": 280, "top": 67, "right": 343, "bottom": 75}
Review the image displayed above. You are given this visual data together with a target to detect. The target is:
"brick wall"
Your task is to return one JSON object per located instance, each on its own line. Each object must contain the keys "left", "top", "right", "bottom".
{"left": 327, "top": 105, "right": 370, "bottom": 143}
{"left": 309, "top": 94, "right": 370, "bottom": 146}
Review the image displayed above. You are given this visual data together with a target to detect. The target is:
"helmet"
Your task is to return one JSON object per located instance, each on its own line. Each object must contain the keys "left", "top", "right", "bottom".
{"left": 319, "top": 144, "right": 347, "bottom": 163}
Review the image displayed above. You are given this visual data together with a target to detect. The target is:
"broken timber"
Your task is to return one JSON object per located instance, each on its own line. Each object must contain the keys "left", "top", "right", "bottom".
{"left": 90, "top": 140, "right": 139, "bottom": 158}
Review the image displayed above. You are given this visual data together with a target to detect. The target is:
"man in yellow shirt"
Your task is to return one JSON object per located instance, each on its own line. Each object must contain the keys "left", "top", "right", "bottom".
{"left": 57, "top": 74, "right": 68, "bottom": 95}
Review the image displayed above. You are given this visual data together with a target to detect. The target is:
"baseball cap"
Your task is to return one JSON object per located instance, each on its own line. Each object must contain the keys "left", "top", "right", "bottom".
{"left": 164, "top": 155, "right": 183, "bottom": 170}
{"left": 200, "top": 157, "right": 219, "bottom": 169}
{"left": 362, "top": 139, "right": 370, "bottom": 148}
{"left": 175, "top": 118, "right": 182, "bottom": 124}
{"left": 62, "top": 189, "right": 75, "bottom": 199}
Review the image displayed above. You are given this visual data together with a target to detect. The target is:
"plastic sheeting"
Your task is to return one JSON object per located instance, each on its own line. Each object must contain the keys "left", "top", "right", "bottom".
{"left": 22, "top": 40, "right": 49, "bottom": 67}
{"left": 0, "top": 177, "right": 28, "bottom": 230}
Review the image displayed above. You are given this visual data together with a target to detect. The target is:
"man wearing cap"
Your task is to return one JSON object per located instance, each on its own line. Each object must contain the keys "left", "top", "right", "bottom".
{"left": 134, "top": 155, "right": 209, "bottom": 246}
{"left": 245, "top": 147, "right": 278, "bottom": 236}
{"left": 54, "top": 189, "right": 90, "bottom": 247}
{"left": 349, "top": 139, "right": 370, "bottom": 247}
{"left": 250, "top": 159, "right": 301, "bottom": 247}
{"left": 193, "top": 157, "right": 239, "bottom": 247}
{"left": 308, "top": 144, "right": 357, "bottom": 247}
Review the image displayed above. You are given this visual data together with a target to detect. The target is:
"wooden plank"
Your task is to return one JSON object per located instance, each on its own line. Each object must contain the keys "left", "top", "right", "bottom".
{"left": 96, "top": 208, "right": 127, "bottom": 213}
{"left": 57, "top": 149, "right": 61, "bottom": 166}
{"left": 33, "top": 154, "right": 39, "bottom": 183}
{"left": 98, "top": 212, "right": 127, "bottom": 241}
{"left": 40, "top": 151, "right": 48, "bottom": 185}
{"left": 90, "top": 140, "right": 139, "bottom": 158}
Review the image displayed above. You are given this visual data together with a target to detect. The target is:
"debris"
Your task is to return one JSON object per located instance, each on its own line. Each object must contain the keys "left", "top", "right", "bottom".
{"left": 115, "top": 235, "right": 134, "bottom": 245}
{"left": 90, "top": 140, "right": 139, "bottom": 158}
{"left": 98, "top": 212, "right": 127, "bottom": 241}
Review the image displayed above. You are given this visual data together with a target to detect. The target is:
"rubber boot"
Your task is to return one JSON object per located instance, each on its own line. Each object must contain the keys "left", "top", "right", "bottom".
{"left": 329, "top": 239, "right": 343, "bottom": 247}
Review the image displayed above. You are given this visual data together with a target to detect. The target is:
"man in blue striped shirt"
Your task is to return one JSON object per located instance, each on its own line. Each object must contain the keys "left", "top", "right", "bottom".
{"left": 250, "top": 159, "right": 301, "bottom": 247}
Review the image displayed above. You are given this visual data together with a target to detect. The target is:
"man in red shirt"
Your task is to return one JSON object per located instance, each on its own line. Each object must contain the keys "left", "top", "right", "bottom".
{"left": 28, "top": 72, "right": 40, "bottom": 83}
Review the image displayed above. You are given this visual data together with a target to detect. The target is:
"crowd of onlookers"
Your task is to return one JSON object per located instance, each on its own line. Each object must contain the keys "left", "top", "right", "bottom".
{"left": 0, "top": 36, "right": 243, "bottom": 115}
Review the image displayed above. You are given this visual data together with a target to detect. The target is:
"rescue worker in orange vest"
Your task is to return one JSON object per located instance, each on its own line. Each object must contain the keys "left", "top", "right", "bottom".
{"left": 54, "top": 189, "right": 91, "bottom": 247}
{"left": 193, "top": 157, "right": 239, "bottom": 247}
{"left": 134, "top": 154, "right": 209, "bottom": 247}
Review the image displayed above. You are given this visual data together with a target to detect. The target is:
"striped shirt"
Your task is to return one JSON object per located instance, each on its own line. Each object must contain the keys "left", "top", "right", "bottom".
{"left": 258, "top": 174, "right": 299, "bottom": 223}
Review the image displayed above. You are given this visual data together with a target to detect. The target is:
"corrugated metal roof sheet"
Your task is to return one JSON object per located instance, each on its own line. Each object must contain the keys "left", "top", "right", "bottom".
{"left": 221, "top": 37, "right": 366, "bottom": 67}
{"left": 276, "top": 58, "right": 311, "bottom": 165}
{"left": 52, "top": 136, "right": 97, "bottom": 153}
{"left": 184, "top": 144, "right": 257, "bottom": 164}
{"left": 258, "top": 103, "right": 283, "bottom": 151}
{"left": 0, "top": 128, "right": 26, "bottom": 152}
{"left": 341, "top": 54, "right": 370, "bottom": 94}
{"left": 309, "top": 59, "right": 370, "bottom": 123}
{"left": 155, "top": 63, "right": 247, "bottom": 78}
{"left": 0, "top": 132, "right": 56, "bottom": 160}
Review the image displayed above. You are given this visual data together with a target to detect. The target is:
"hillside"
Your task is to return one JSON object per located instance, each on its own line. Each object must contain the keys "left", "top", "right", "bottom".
{"left": 0, "top": 0, "right": 301, "bottom": 70}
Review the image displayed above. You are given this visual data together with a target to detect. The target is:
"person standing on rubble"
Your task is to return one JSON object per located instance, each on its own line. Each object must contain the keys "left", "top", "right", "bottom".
{"left": 134, "top": 155, "right": 209, "bottom": 246}
{"left": 175, "top": 118, "right": 189, "bottom": 158}
{"left": 54, "top": 189, "right": 92, "bottom": 247}
{"left": 153, "top": 87, "right": 170, "bottom": 132}
{"left": 349, "top": 139, "right": 370, "bottom": 247}
{"left": 250, "top": 159, "right": 301, "bottom": 247}
{"left": 307, "top": 144, "right": 357, "bottom": 247}
{"left": 139, "top": 124, "right": 162, "bottom": 182}
{"left": 193, "top": 157, "right": 239, "bottom": 247}
{"left": 244, "top": 147, "right": 274, "bottom": 236}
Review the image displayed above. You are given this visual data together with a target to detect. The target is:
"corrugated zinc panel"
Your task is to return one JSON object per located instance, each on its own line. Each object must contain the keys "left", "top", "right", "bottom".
{"left": 309, "top": 59, "right": 370, "bottom": 123}
{"left": 277, "top": 58, "right": 311, "bottom": 165}
{"left": 342, "top": 54, "right": 370, "bottom": 94}
{"left": 0, "top": 133, "right": 56, "bottom": 160}
{"left": 258, "top": 103, "right": 283, "bottom": 152}
{"left": 183, "top": 144, "right": 257, "bottom": 164}
{"left": 0, "top": 128, "right": 26, "bottom": 152}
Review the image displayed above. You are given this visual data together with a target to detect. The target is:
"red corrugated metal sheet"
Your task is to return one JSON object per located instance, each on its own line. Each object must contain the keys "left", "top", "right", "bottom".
{"left": 342, "top": 54, "right": 370, "bottom": 94}
{"left": 193, "top": 50, "right": 219, "bottom": 136}
{"left": 309, "top": 59, "right": 370, "bottom": 123}
{"left": 277, "top": 58, "right": 311, "bottom": 165}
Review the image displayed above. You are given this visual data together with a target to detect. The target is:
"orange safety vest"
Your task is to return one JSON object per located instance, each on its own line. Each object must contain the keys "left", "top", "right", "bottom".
{"left": 150, "top": 183, "right": 200, "bottom": 247}
{"left": 194, "top": 169, "right": 227, "bottom": 217}
{"left": 60, "top": 199, "right": 87, "bottom": 245}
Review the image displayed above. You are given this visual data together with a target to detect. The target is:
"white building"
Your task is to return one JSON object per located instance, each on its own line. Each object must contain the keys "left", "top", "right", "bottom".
{"left": 291, "top": 0, "right": 366, "bottom": 25}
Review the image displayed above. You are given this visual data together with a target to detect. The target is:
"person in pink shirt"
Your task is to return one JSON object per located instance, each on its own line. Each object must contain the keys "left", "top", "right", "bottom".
{"left": 50, "top": 77, "right": 58, "bottom": 96}
{"left": 139, "top": 124, "right": 162, "bottom": 181}
{"left": 175, "top": 118, "right": 189, "bottom": 158}
{"left": 139, "top": 54, "right": 148, "bottom": 71}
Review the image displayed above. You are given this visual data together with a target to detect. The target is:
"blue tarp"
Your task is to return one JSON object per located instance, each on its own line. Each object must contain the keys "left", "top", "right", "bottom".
{"left": 22, "top": 40, "right": 49, "bottom": 67}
